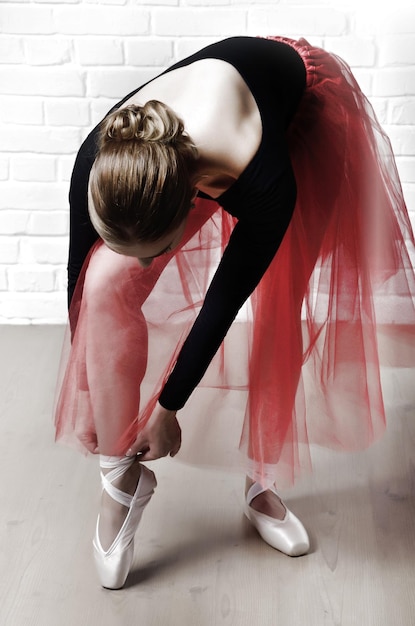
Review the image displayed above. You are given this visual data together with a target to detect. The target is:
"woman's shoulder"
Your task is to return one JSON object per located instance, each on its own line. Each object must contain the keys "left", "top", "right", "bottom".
{"left": 124, "top": 58, "right": 262, "bottom": 194}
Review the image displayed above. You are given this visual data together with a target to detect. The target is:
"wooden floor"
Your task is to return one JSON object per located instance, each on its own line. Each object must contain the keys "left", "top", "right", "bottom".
{"left": 1, "top": 325, "right": 414, "bottom": 626}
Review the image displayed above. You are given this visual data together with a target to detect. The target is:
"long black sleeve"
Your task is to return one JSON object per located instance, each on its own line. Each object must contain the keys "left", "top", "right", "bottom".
{"left": 66, "top": 36, "right": 306, "bottom": 408}
{"left": 158, "top": 163, "right": 297, "bottom": 410}
{"left": 67, "top": 37, "right": 305, "bottom": 309}
{"left": 67, "top": 131, "right": 100, "bottom": 307}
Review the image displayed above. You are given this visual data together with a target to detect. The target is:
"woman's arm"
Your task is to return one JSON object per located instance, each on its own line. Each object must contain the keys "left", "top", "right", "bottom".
{"left": 159, "top": 164, "right": 297, "bottom": 410}
{"left": 124, "top": 164, "right": 297, "bottom": 458}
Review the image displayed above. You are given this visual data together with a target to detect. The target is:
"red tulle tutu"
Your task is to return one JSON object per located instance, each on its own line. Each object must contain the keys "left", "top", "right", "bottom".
{"left": 55, "top": 37, "right": 415, "bottom": 487}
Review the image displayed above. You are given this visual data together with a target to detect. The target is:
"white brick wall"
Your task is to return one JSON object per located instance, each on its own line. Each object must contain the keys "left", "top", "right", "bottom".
{"left": 1, "top": 0, "right": 414, "bottom": 323}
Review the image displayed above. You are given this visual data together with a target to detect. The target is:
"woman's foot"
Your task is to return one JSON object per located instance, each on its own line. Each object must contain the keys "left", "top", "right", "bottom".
{"left": 93, "top": 455, "right": 157, "bottom": 589}
{"left": 98, "top": 456, "right": 143, "bottom": 551}
{"left": 245, "top": 477, "right": 287, "bottom": 520}
{"left": 244, "top": 479, "right": 310, "bottom": 557}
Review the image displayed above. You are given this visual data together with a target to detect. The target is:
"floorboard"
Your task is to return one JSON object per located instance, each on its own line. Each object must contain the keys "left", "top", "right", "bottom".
{"left": 0, "top": 326, "right": 414, "bottom": 626}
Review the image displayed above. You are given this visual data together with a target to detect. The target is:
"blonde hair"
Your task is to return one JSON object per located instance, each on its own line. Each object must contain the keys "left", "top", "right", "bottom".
{"left": 88, "top": 100, "right": 198, "bottom": 247}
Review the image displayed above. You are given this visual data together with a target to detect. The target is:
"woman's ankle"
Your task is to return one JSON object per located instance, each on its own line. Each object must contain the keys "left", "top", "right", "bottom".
{"left": 98, "top": 456, "right": 142, "bottom": 551}
{"left": 101, "top": 455, "right": 142, "bottom": 496}
{"left": 245, "top": 478, "right": 286, "bottom": 521}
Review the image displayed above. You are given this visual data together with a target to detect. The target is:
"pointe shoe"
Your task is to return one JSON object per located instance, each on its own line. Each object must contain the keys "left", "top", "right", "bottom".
{"left": 244, "top": 482, "right": 309, "bottom": 557}
{"left": 93, "top": 456, "right": 157, "bottom": 589}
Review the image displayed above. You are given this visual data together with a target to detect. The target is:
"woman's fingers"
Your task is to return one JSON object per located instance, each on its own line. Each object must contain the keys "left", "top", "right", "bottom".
{"left": 125, "top": 429, "right": 179, "bottom": 460}
{"left": 169, "top": 425, "right": 182, "bottom": 457}
{"left": 125, "top": 434, "right": 148, "bottom": 457}
{"left": 125, "top": 403, "right": 181, "bottom": 460}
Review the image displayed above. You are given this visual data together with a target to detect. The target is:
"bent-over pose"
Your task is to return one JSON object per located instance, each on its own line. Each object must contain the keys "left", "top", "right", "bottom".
{"left": 55, "top": 36, "right": 415, "bottom": 589}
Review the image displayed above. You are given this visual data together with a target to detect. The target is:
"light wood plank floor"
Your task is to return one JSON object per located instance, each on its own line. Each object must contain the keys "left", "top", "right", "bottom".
{"left": 1, "top": 325, "right": 414, "bottom": 626}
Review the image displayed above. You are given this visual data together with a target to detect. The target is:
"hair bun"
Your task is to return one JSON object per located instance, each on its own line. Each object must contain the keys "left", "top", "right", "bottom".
{"left": 101, "top": 100, "right": 185, "bottom": 146}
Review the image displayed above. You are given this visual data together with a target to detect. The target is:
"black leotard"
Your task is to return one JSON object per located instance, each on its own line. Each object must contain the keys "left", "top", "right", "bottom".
{"left": 67, "top": 36, "right": 307, "bottom": 411}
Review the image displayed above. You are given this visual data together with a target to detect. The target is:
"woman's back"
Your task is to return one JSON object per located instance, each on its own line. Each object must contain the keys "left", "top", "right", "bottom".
{"left": 122, "top": 57, "right": 262, "bottom": 198}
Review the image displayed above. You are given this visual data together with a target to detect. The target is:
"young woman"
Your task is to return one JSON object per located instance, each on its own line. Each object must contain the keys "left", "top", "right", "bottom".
{"left": 55, "top": 36, "right": 415, "bottom": 589}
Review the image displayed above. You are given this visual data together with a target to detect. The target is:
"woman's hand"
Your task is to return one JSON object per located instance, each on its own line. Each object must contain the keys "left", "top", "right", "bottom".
{"left": 126, "top": 402, "right": 181, "bottom": 461}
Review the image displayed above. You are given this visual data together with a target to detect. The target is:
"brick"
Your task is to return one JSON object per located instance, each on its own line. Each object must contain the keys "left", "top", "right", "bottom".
{"left": 24, "top": 37, "right": 72, "bottom": 66}
{"left": 395, "top": 158, "right": 415, "bottom": 184}
{"left": 350, "top": 69, "right": 373, "bottom": 97}
{"left": 235, "top": 0, "right": 279, "bottom": 3}
{"left": 0, "top": 160, "right": 9, "bottom": 181}
{"left": 176, "top": 38, "right": 219, "bottom": 61}
{"left": 384, "top": 126, "right": 415, "bottom": 157}
{"left": 379, "top": 36, "right": 415, "bottom": 67}
{"left": 0, "top": 6, "right": 54, "bottom": 34}
{"left": 406, "top": 214, "right": 415, "bottom": 237}
{"left": 264, "top": 0, "right": 336, "bottom": 3}
{"left": 403, "top": 184, "right": 415, "bottom": 216}
{"left": 154, "top": 9, "right": 246, "bottom": 36}
{"left": 377, "top": 9, "right": 415, "bottom": 35}
{"left": 303, "top": 37, "right": 324, "bottom": 49}
{"left": 87, "top": 68, "right": 158, "bottom": 98}
{"left": 19, "top": 236, "right": 68, "bottom": 264}
{"left": 2, "top": 4, "right": 415, "bottom": 326}
{"left": 0, "top": 68, "right": 85, "bottom": 97}
{"left": 373, "top": 69, "right": 415, "bottom": 97}
{"left": 76, "top": 37, "right": 124, "bottom": 66}
{"left": 134, "top": 0, "right": 177, "bottom": 5}
{"left": 80, "top": 127, "right": 95, "bottom": 145}
{"left": 125, "top": 39, "right": 174, "bottom": 67}
{"left": 0, "top": 267, "right": 7, "bottom": 291}
{"left": 1, "top": 126, "right": 82, "bottom": 154}
{"left": 91, "top": 98, "right": 120, "bottom": 124}
{"left": 390, "top": 99, "right": 415, "bottom": 125}
{"left": 0, "top": 237, "right": 19, "bottom": 264}
{"left": 83, "top": 0, "right": 128, "bottom": 5}
{"left": 55, "top": 266, "right": 68, "bottom": 292}
{"left": 54, "top": 7, "right": 150, "bottom": 35}
{"left": 369, "top": 97, "right": 388, "bottom": 125}
{"left": 249, "top": 7, "right": 347, "bottom": 37}
{"left": 0, "top": 37, "right": 25, "bottom": 63}
{"left": 324, "top": 36, "right": 376, "bottom": 68}
{"left": 27, "top": 211, "right": 69, "bottom": 236}
{"left": 0, "top": 292, "right": 67, "bottom": 324}
{"left": 35, "top": 0, "right": 78, "bottom": 3}
{"left": 0, "top": 183, "right": 68, "bottom": 210}
{"left": 187, "top": 0, "right": 231, "bottom": 5}
{"left": 0, "top": 318, "right": 30, "bottom": 326}
{"left": 0, "top": 97, "right": 44, "bottom": 125}
{"left": 8, "top": 265, "right": 56, "bottom": 292}
{"left": 11, "top": 156, "right": 57, "bottom": 182}
{"left": 0, "top": 210, "right": 29, "bottom": 235}
{"left": 58, "top": 155, "right": 77, "bottom": 182}
{"left": 45, "top": 99, "right": 90, "bottom": 126}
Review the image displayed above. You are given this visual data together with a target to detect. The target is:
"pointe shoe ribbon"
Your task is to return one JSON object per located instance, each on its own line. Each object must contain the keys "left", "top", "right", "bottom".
{"left": 244, "top": 482, "right": 310, "bottom": 557}
{"left": 93, "top": 457, "right": 157, "bottom": 589}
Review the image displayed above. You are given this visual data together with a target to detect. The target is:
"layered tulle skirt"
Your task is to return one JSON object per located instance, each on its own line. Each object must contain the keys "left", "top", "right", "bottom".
{"left": 55, "top": 37, "right": 415, "bottom": 487}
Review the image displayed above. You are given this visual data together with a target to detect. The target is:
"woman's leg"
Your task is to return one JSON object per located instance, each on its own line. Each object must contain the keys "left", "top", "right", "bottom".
{"left": 82, "top": 245, "right": 149, "bottom": 455}
{"left": 76, "top": 199, "right": 220, "bottom": 585}
{"left": 81, "top": 198, "right": 220, "bottom": 456}
{"left": 79, "top": 247, "right": 154, "bottom": 573}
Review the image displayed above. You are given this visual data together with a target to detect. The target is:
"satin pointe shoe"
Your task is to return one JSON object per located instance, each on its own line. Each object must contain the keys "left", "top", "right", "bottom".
{"left": 244, "top": 482, "right": 310, "bottom": 557}
{"left": 93, "top": 456, "right": 157, "bottom": 589}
